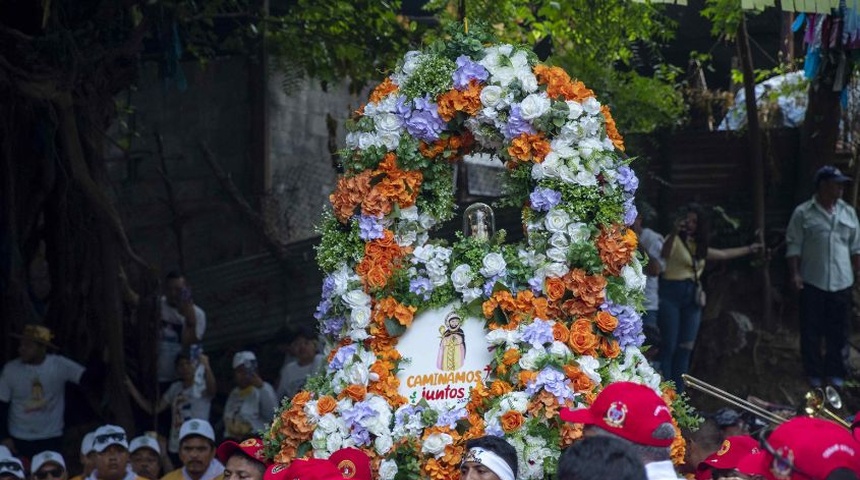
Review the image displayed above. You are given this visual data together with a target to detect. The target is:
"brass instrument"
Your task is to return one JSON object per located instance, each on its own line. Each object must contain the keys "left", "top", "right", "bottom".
{"left": 681, "top": 374, "right": 789, "bottom": 425}
{"left": 804, "top": 386, "right": 850, "bottom": 428}
{"left": 682, "top": 374, "right": 850, "bottom": 428}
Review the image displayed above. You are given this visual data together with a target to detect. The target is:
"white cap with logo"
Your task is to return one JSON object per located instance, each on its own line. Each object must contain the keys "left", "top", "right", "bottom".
{"left": 80, "top": 431, "right": 97, "bottom": 456}
{"left": 179, "top": 419, "right": 216, "bottom": 443}
{"left": 31, "top": 451, "right": 66, "bottom": 473}
{"left": 92, "top": 425, "right": 129, "bottom": 452}
{"left": 0, "top": 456, "right": 24, "bottom": 480}
{"left": 129, "top": 436, "right": 161, "bottom": 455}
{"left": 232, "top": 351, "right": 256, "bottom": 369}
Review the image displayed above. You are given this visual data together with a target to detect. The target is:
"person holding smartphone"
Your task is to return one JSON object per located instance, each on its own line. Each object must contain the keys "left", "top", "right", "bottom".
{"left": 158, "top": 272, "right": 207, "bottom": 389}
{"left": 222, "top": 352, "right": 276, "bottom": 441}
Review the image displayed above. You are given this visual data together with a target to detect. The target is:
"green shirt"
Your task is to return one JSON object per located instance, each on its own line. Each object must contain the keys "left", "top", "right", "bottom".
{"left": 785, "top": 197, "right": 860, "bottom": 291}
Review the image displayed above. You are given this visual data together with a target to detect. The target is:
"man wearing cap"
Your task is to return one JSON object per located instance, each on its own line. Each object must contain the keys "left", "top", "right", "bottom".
{"left": 31, "top": 451, "right": 68, "bottom": 480}
{"left": 695, "top": 435, "right": 758, "bottom": 480}
{"left": 160, "top": 420, "right": 222, "bottom": 480}
{"left": 88, "top": 425, "right": 145, "bottom": 480}
{"left": 222, "top": 353, "right": 276, "bottom": 440}
{"left": 0, "top": 325, "right": 88, "bottom": 457}
{"left": 0, "top": 455, "right": 25, "bottom": 480}
{"left": 69, "top": 432, "right": 96, "bottom": 480}
{"left": 129, "top": 435, "right": 171, "bottom": 480}
{"left": 786, "top": 165, "right": 860, "bottom": 388}
{"left": 216, "top": 439, "right": 268, "bottom": 480}
{"left": 560, "top": 381, "right": 681, "bottom": 480}
{"left": 737, "top": 416, "right": 860, "bottom": 479}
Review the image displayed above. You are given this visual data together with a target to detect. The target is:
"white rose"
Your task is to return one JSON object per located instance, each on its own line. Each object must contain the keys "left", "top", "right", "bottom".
{"left": 544, "top": 262, "right": 570, "bottom": 278}
{"left": 317, "top": 414, "right": 343, "bottom": 434}
{"left": 331, "top": 265, "right": 353, "bottom": 296}
{"left": 401, "top": 51, "right": 423, "bottom": 75}
{"left": 348, "top": 328, "right": 369, "bottom": 341}
{"left": 418, "top": 213, "right": 437, "bottom": 229}
{"left": 378, "top": 460, "right": 398, "bottom": 480}
{"left": 566, "top": 100, "right": 584, "bottom": 119}
{"left": 486, "top": 328, "right": 521, "bottom": 347}
{"left": 544, "top": 208, "right": 570, "bottom": 234}
{"left": 479, "top": 252, "right": 507, "bottom": 278}
{"left": 493, "top": 67, "right": 516, "bottom": 87}
{"left": 573, "top": 169, "right": 598, "bottom": 187}
{"left": 380, "top": 132, "right": 400, "bottom": 151}
{"left": 551, "top": 140, "right": 576, "bottom": 159}
{"left": 531, "top": 162, "right": 547, "bottom": 181}
{"left": 480, "top": 85, "right": 504, "bottom": 108}
{"left": 558, "top": 164, "right": 577, "bottom": 184}
{"left": 549, "top": 232, "right": 569, "bottom": 250}
{"left": 357, "top": 132, "right": 378, "bottom": 150}
{"left": 518, "top": 93, "right": 551, "bottom": 120}
{"left": 518, "top": 346, "right": 545, "bottom": 371}
{"left": 621, "top": 263, "right": 646, "bottom": 293}
{"left": 519, "top": 71, "right": 539, "bottom": 93}
{"left": 311, "top": 428, "right": 329, "bottom": 451}
{"left": 451, "top": 264, "right": 473, "bottom": 290}
{"left": 343, "top": 289, "right": 371, "bottom": 309}
{"left": 374, "top": 112, "right": 402, "bottom": 133}
{"left": 567, "top": 222, "right": 591, "bottom": 243}
{"left": 395, "top": 230, "right": 417, "bottom": 247}
{"left": 422, "top": 433, "right": 453, "bottom": 458}
{"left": 510, "top": 50, "right": 528, "bottom": 68}
{"left": 582, "top": 96, "right": 602, "bottom": 115}
{"left": 576, "top": 356, "right": 602, "bottom": 384}
{"left": 344, "top": 363, "right": 370, "bottom": 386}
{"left": 374, "top": 435, "right": 393, "bottom": 456}
{"left": 546, "top": 247, "right": 567, "bottom": 263}
{"left": 411, "top": 245, "right": 434, "bottom": 263}
{"left": 548, "top": 340, "right": 572, "bottom": 357}
{"left": 350, "top": 306, "right": 372, "bottom": 329}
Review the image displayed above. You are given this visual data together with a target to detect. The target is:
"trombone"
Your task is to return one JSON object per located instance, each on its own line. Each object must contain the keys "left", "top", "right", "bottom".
{"left": 681, "top": 374, "right": 850, "bottom": 429}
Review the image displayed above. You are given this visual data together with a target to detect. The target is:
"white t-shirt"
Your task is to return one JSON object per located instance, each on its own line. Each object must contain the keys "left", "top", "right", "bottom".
{"left": 162, "top": 381, "right": 213, "bottom": 453}
{"left": 639, "top": 228, "right": 665, "bottom": 311}
{"left": 223, "top": 383, "right": 277, "bottom": 439}
{"left": 276, "top": 354, "right": 324, "bottom": 400}
{"left": 0, "top": 354, "right": 85, "bottom": 440}
{"left": 157, "top": 297, "right": 206, "bottom": 382}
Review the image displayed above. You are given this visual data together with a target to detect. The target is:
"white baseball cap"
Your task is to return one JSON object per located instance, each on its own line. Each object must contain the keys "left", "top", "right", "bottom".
{"left": 232, "top": 351, "right": 256, "bottom": 369}
{"left": 92, "top": 425, "right": 129, "bottom": 452}
{"left": 31, "top": 451, "right": 66, "bottom": 473}
{"left": 129, "top": 436, "right": 161, "bottom": 455}
{"left": 179, "top": 419, "right": 215, "bottom": 443}
{"left": 81, "top": 431, "right": 96, "bottom": 455}
{"left": 0, "top": 456, "right": 24, "bottom": 480}
{"left": 0, "top": 449, "right": 9, "bottom": 460}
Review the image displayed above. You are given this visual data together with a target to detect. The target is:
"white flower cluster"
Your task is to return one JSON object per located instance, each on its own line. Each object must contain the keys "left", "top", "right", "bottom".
{"left": 345, "top": 94, "right": 404, "bottom": 151}
{"left": 307, "top": 394, "right": 393, "bottom": 458}
{"left": 410, "top": 244, "right": 453, "bottom": 287}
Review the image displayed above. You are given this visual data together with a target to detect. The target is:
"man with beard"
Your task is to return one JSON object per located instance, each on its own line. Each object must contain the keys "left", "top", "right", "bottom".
{"left": 160, "top": 421, "right": 222, "bottom": 480}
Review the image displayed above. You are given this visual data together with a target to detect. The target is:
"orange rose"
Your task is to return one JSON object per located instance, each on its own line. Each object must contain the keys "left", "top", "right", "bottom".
{"left": 600, "top": 337, "right": 621, "bottom": 359}
{"left": 545, "top": 276, "right": 566, "bottom": 302}
{"left": 502, "top": 349, "right": 520, "bottom": 366}
{"left": 291, "top": 391, "right": 312, "bottom": 408}
{"left": 342, "top": 384, "right": 367, "bottom": 401}
{"left": 489, "top": 380, "right": 513, "bottom": 397}
{"left": 552, "top": 322, "right": 570, "bottom": 343}
{"left": 568, "top": 319, "right": 599, "bottom": 356}
{"left": 316, "top": 395, "right": 337, "bottom": 415}
{"left": 518, "top": 370, "right": 538, "bottom": 386}
{"left": 364, "top": 265, "right": 390, "bottom": 289}
{"left": 595, "top": 311, "right": 619, "bottom": 333}
{"left": 369, "top": 77, "right": 399, "bottom": 104}
{"left": 500, "top": 410, "right": 525, "bottom": 433}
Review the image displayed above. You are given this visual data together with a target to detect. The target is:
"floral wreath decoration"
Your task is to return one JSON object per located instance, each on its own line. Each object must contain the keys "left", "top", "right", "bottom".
{"left": 264, "top": 28, "right": 696, "bottom": 480}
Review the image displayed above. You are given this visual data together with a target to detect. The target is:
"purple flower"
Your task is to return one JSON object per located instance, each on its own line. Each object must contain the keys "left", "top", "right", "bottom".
{"left": 485, "top": 422, "right": 504, "bottom": 437}
{"left": 453, "top": 55, "right": 489, "bottom": 90}
{"left": 503, "top": 104, "right": 536, "bottom": 140}
{"left": 322, "top": 275, "right": 336, "bottom": 298}
{"left": 436, "top": 406, "right": 468, "bottom": 429}
{"left": 603, "top": 300, "right": 644, "bottom": 348}
{"left": 529, "top": 187, "right": 562, "bottom": 212}
{"left": 314, "top": 299, "right": 332, "bottom": 320}
{"left": 358, "top": 215, "right": 384, "bottom": 241}
{"left": 395, "top": 405, "right": 424, "bottom": 428}
{"left": 520, "top": 319, "right": 555, "bottom": 347}
{"left": 622, "top": 197, "right": 637, "bottom": 226}
{"left": 329, "top": 343, "right": 358, "bottom": 370}
{"left": 409, "top": 277, "right": 433, "bottom": 300}
{"left": 527, "top": 277, "right": 543, "bottom": 294}
{"left": 350, "top": 425, "right": 371, "bottom": 446}
{"left": 343, "top": 400, "right": 377, "bottom": 426}
{"left": 617, "top": 166, "right": 639, "bottom": 194}
{"left": 526, "top": 367, "right": 576, "bottom": 404}
{"left": 321, "top": 316, "right": 346, "bottom": 336}
{"left": 396, "top": 96, "right": 446, "bottom": 142}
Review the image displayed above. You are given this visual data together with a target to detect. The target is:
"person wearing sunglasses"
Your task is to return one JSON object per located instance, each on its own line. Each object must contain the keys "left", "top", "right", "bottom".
{"left": 737, "top": 417, "right": 860, "bottom": 480}
{"left": 0, "top": 456, "right": 25, "bottom": 480}
{"left": 31, "top": 451, "right": 67, "bottom": 480}
{"left": 88, "top": 425, "right": 145, "bottom": 480}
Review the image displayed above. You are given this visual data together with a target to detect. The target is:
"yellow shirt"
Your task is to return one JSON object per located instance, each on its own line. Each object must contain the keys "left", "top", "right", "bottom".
{"left": 662, "top": 236, "right": 705, "bottom": 281}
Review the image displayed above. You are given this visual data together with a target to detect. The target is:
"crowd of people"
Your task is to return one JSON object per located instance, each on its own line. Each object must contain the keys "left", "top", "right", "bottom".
{"left": 3, "top": 165, "right": 860, "bottom": 479}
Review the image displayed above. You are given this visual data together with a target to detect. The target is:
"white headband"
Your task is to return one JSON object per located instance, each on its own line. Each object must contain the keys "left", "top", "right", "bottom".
{"left": 462, "top": 447, "right": 515, "bottom": 480}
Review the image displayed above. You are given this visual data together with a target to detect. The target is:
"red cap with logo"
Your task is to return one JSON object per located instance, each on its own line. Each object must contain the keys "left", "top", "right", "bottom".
{"left": 737, "top": 417, "right": 860, "bottom": 480}
{"left": 559, "top": 381, "right": 674, "bottom": 447}
{"left": 216, "top": 438, "right": 270, "bottom": 466}
{"left": 698, "top": 435, "right": 759, "bottom": 472}
{"left": 266, "top": 459, "right": 344, "bottom": 480}
{"left": 328, "top": 448, "right": 371, "bottom": 480}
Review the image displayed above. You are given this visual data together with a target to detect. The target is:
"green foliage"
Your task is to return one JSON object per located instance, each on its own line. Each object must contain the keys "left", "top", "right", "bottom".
{"left": 315, "top": 212, "right": 365, "bottom": 272}
{"left": 701, "top": 0, "right": 745, "bottom": 39}
{"left": 401, "top": 54, "right": 457, "bottom": 99}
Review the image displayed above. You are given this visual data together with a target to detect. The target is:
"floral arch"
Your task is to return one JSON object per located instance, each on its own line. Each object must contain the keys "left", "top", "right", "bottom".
{"left": 264, "top": 30, "right": 689, "bottom": 480}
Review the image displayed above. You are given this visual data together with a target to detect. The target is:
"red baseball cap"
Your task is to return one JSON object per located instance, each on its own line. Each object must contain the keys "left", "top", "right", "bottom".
{"left": 737, "top": 417, "right": 860, "bottom": 480}
{"left": 216, "top": 437, "right": 270, "bottom": 466}
{"left": 266, "top": 459, "right": 344, "bottom": 480}
{"left": 328, "top": 448, "right": 371, "bottom": 480}
{"left": 559, "top": 381, "right": 674, "bottom": 447}
{"left": 698, "top": 435, "right": 759, "bottom": 471}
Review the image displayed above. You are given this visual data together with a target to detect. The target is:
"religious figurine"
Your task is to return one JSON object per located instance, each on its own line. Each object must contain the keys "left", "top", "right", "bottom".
{"left": 463, "top": 203, "right": 495, "bottom": 242}
{"left": 437, "top": 312, "right": 466, "bottom": 371}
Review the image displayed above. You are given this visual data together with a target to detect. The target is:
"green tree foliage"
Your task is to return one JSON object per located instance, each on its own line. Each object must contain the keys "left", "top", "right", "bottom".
{"left": 422, "top": 0, "right": 687, "bottom": 133}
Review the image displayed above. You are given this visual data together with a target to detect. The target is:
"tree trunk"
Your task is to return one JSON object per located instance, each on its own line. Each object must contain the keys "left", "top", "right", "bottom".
{"left": 737, "top": 15, "right": 773, "bottom": 328}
